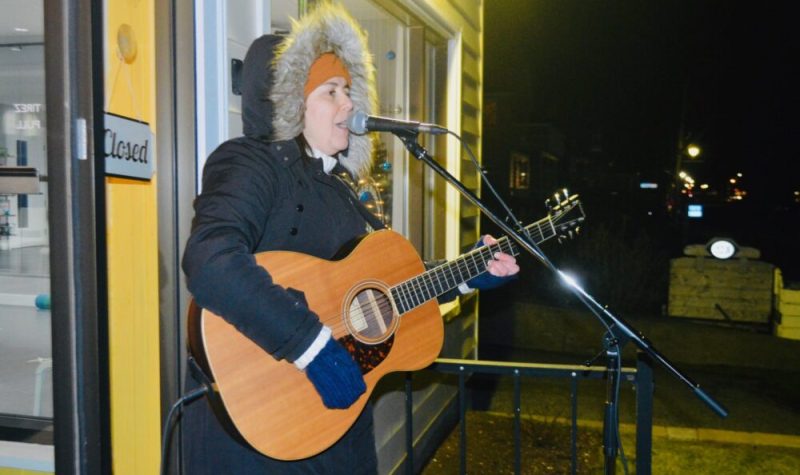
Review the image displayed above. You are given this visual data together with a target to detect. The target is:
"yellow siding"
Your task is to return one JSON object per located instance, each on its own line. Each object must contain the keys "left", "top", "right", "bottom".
{"left": 105, "top": 0, "right": 161, "bottom": 474}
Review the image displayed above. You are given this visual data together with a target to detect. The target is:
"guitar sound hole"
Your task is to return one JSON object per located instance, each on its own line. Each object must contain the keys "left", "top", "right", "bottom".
{"left": 346, "top": 287, "right": 397, "bottom": 343}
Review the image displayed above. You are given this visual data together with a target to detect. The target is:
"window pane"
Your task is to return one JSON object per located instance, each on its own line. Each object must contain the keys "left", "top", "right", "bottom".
{"left": 0, "top": 0, "right": 52, "bottom": 453}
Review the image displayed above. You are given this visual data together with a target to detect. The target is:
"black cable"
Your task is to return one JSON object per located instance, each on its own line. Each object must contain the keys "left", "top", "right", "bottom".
{"left": 451, "top": 133, "right": 630, "bottom": 473}
{"left": 160, "top": 386, "right": 209, "bottom": 475}
{"left": 615, "top": 348, "right": 630, "bottom": 475}
{"left": 449, "top": 130, "right": 523, "bottom": 231}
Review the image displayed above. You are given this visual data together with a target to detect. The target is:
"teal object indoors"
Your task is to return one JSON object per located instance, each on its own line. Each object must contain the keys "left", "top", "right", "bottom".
{"left": 35, "top": 294, "right": 50, "bottom": 310}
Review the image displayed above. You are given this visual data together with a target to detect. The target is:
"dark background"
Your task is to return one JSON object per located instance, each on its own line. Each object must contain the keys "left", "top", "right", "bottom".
{"left": 480, "top": 0, "right": 800, "bottom": 314}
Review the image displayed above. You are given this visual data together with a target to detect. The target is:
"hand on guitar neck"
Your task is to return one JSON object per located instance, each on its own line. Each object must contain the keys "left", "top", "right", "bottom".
{"left": 463, "top": 234, "right": 520, "bottom": 291}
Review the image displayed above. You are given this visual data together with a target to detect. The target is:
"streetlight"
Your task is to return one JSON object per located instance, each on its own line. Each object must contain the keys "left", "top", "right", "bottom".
{"left": 670, "top": 142, "right": 703, "bottom": 215}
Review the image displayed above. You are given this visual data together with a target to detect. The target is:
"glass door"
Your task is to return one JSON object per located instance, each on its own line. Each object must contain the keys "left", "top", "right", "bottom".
{"left": 0, "top": 0, "right": 52, "bottom": 448}
{"left": 2, "top": 1, "right": 106, "bottom": 473}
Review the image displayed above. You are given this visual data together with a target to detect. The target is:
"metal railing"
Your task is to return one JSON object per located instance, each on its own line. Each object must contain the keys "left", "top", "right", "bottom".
{"left": 404, "top": 353, "right": 654, "bottom": 474}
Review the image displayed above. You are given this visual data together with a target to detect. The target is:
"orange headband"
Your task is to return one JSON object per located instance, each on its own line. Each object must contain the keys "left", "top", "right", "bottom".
{"left": 304, "top": 53, "right": 351, "bottom": 97}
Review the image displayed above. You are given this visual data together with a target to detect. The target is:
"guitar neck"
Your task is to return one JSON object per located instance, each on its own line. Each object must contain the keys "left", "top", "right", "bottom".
{"left": 390, "top": 215, "right": 557, "bottom": 314}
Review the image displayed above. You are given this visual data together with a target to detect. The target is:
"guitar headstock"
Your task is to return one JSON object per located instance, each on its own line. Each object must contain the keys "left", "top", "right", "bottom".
{"left": 545, "top": 189, "right": 585, "bottom": 242}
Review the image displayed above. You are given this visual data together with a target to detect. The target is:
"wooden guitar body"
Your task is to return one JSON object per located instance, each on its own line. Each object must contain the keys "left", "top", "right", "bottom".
{"left": 189, "top": 230, "right": 443, "bottom": 460}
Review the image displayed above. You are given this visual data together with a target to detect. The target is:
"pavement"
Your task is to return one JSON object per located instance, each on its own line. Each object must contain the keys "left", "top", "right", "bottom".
{"left": 484, "top": 411, "right": 800, "bottom": 449}
{"left": 476, "top": 299, "right": 800, "bottom": 449}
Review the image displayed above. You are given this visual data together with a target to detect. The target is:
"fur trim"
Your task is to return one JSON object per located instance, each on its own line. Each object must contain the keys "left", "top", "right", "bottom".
{"left": 271, "top": 2, "right": 376, "bottom": 179}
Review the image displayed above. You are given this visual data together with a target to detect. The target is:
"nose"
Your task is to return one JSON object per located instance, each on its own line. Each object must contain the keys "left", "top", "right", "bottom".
{"left": 340, "top": 93, "right": 353, "bottom": 112}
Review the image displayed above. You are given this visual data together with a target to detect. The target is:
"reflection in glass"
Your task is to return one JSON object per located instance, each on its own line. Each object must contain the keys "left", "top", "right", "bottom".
{"left": 0, "top": 0, "right": 52, "bottom": 448}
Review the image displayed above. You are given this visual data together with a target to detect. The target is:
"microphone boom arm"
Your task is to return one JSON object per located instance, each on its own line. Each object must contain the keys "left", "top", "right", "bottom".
{"left": 398, "top": 133, "right": 729, "bottom": 420}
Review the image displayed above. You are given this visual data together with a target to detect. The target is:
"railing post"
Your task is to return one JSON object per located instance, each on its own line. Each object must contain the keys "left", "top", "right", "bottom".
{"left": 405, "top": 372, "right": 414, "bottom": 475}
{"left": 635, "top": 351, "right": 654, "bottom": 475}
{"left": 459, "top": 369, "right": 467, "bottom": 475}
{"left": 570, "top": 372, "right": 578, "bottom": 475}
{"left": 513, "top": 369, "right": 521, "bottom": 475}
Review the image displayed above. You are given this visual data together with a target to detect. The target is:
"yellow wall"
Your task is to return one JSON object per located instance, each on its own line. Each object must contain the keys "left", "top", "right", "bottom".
{"left": 104, "top": 0, "right": 161, "bottom": 474}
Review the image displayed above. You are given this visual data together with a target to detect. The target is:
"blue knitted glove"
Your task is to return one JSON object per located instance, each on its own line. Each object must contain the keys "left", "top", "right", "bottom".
{"left": 305, "top": 337, "right": 366, "bottom": 409}
{"left": 465, "top": 236, "right": 517, "bottom": 291}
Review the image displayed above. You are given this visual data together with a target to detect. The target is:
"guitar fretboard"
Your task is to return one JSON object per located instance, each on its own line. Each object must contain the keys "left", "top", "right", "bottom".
{"left": 390, "top": 215, "right": 556, "bottom": 314}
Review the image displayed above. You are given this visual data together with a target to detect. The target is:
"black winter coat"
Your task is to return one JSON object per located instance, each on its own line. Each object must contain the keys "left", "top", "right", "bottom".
{"left": 182, "top": 137, "right": 376, "bottom": 362}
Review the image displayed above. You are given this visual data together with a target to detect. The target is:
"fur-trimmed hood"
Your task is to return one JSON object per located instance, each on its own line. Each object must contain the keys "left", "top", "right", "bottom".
{"left": 271, "top": 2, "right": 377, "bottom": 179}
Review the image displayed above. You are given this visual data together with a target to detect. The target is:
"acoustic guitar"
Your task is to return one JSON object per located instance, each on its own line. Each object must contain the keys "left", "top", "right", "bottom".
{"left": 188, "top": 193, "right": 584, "bottom": 460}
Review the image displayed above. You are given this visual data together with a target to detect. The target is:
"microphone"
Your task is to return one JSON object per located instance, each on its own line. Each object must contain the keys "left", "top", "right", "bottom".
{"left": 347, "top": 110, "right": 448, "bottom": 136}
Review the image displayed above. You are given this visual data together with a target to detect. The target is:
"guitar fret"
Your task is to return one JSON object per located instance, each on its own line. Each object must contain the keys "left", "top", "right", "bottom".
{"left": 416, "top": 275, "right": 427, "bottom": 304}
{"left": 390, "top": 288, "right": 399, "bottom": 314}
{"left": 409, "top": 279, "right": 421, "bottom": 309}
{"left": 393, "top": 286, "right": 403, "bottom": 314}
{"left": 452, "top": 261, "right": 464, "bottom": 287}
{"left": 420, "top": 274, "right": 431, "bottom": 303}
{"left": 467, "top": 252, "right": 478, "bottom": 280}
{"left": 425, "top": 272, "right": 437, "bottom": 300}
{"left": 390, "top": 199, "right": 582, "bottom": 314}
{"left": 431, "top": 268, "right": 443, "bottom": 295}
{"left": 441, "top": 268, "right": 450, "bottom": 294}
{"left": 400, "top": 286, "right": 411, "bottom": 313}
{"left": 417, "top": 275, "right": 429, "bottom": 303}
{"left": 425, "top": 272, "right": 435, "bottom": 300}
{"left": 474, "top": 249, "right": 487, "bottom": 278}
{"left": 399, "top": 283, "right": 411, "bottom": 314}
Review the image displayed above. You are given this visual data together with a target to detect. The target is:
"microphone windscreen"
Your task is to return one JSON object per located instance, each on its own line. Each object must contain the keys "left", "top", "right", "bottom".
{"left": 347, "top": 110, "right": 369, "bottom": 135}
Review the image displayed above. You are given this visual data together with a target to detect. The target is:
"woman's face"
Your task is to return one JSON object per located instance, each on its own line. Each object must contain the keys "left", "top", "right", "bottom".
{"left": 303, "top": 77, "right": 353, "bottom": 156}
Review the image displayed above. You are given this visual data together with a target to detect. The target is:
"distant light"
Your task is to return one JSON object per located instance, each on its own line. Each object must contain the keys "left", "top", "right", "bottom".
{"left": 708, "top": 238, "right": 738, "bottom": 260}
{"left": 687, "top": 144, "right": 701, "bottom": 158}
{"left": 700, "top": 184, "right": 709, "bottom": 190}
{"left": 679, "top": 171, "right": 687, "bottom": 179}
{"left": 736, "top": 172, "right": 743, "bottom": 178}
{"left": 687, "top": 204, "right": 703, "bottom": 218}
{"left": 639, "top": 182, "right": 658, "bottom": 189}
{"left": 14, "top": 27, "right": 29, "bottom": 32}
{"left": 729, "top": 178, "right": 737, "bottom": 184}
{"left": 794, "top": 191, "right": 799, "bottom": 196}
{"left": 647, "top": 211, "right": 653, "bottom": 216}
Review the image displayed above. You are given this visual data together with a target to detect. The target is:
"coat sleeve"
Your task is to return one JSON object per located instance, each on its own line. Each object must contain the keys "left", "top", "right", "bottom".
{"left": 182, "top": 141, "right": 321, "bottom": 362}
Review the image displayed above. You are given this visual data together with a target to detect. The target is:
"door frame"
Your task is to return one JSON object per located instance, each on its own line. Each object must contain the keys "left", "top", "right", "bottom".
{"left": 45, "top": 0, "right": 110, "bottom": 473}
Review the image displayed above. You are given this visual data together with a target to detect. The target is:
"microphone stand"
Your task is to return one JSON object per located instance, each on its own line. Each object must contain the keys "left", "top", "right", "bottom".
{"left": 397, "top": 132, "right": 728, "bottom": 473}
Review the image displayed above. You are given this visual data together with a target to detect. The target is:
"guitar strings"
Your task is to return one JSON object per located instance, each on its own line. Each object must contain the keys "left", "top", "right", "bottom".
{"left": 316, "top": 240, "right": 514, "bottom": 337}
{"left": 316, "top": 208, "right": 573, "bottom": 338}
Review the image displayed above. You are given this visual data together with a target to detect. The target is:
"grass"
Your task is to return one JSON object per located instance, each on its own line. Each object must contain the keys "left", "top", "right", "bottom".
{"left": 422, "top": 411, "right": 800, "bottom": 474}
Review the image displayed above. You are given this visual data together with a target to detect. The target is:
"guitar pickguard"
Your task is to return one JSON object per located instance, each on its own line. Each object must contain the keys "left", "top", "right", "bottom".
{"left": 339, "top": 334, "right": 394, "bottom": 374}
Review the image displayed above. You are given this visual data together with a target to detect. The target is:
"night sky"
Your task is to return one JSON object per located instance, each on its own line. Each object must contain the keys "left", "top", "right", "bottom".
{"left": 484, "top": 1, "right": 799, "bottom": 277}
